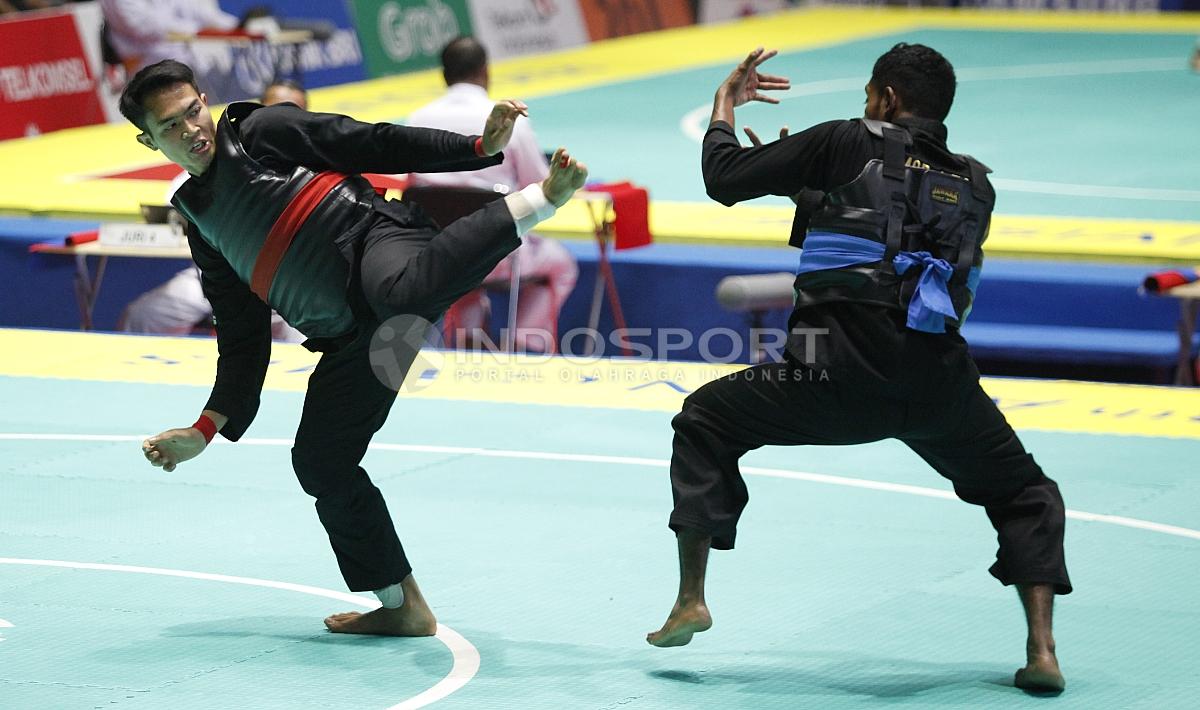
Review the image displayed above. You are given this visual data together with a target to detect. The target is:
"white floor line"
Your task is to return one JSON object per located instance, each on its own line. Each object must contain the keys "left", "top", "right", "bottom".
{"left": 0, "top": 556, "right": 479, "bottom": 710}
{"left": 3, "top": 432, "right": 1198, "bottom": 541}
{"left": 988, "top": 178, "right": 1200, "bottom": 203}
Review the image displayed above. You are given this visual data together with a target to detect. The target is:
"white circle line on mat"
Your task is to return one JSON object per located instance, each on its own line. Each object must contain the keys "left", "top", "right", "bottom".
{"left": 3, "top": 432, "right": 1199, "bottom": 542}
{"left": 0, "top": 557, "right": 479, "bottom": 710}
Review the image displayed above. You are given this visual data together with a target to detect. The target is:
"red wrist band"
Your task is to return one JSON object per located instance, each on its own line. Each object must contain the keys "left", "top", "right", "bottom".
{"left": 192, "top": 414, "right": 217, "bottom": 444}
{"left": 474, "top": 136, "right": 487, "bottom": 157}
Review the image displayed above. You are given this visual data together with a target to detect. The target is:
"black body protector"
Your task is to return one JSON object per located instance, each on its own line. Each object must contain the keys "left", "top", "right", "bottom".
{"left": 173, "top": 102, "right": 378, "bottom": 341}
{"left": 792, "top": 119, "right": 995, "bottom": 331}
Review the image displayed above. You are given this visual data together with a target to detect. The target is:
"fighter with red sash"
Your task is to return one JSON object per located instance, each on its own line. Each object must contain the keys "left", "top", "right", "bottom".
{"left": 127, "top": 60, "right": 587, "bottom": 636}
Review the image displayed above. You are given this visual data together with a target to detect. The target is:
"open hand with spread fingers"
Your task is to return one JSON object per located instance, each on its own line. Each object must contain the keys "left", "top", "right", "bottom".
{"left": 719, "top": 48, "right": 791, "bottom": 107}
{"left": 481, "top": 99, "right": 529, "bottom": 156}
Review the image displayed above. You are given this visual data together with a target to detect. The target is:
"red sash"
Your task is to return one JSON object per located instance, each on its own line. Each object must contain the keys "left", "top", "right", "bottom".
{"left": 250, "top": 171, "right": 347, "bottom": 301}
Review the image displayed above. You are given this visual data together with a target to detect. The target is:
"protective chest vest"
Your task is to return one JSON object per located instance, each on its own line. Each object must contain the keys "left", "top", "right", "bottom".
{"left": 171, "top": 102, "right": 377, "bottom": 340}
{"left": 793, "top": 120, "right": 995, "bottom": 333}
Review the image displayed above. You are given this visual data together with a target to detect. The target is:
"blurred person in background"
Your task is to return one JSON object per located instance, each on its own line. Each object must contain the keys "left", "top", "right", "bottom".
{"left": 99, "top": 0, "right": 238, "bottom": 75}
{"left": 406, "top": 36, "right": 578, "bottom": 353}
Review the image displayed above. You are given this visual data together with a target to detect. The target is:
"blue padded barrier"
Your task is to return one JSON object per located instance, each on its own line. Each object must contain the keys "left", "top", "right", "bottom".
{"left": 2, "top": 217, "right": 1190, "bottom": 377}
{"left": 961, "top": 323, "right": 1196, "bottom": 367}
{"left": 0, "top": 217, "right": 194, "bottom": 331}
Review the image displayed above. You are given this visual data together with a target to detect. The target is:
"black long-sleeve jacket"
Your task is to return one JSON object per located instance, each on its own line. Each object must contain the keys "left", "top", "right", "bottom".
{"left": 702, "top": 117, "right": 980, "bottom": 401}
{"left": 186, "top": 104, "right": 501, "bottom": 440}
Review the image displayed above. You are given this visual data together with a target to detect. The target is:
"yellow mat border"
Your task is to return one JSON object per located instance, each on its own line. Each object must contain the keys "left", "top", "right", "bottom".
{"left": 2, "top": 328, "right": 1197, "bottom": 440}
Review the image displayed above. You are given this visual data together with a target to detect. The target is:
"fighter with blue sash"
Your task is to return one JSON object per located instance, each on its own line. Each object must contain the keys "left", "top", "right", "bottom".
{"left": 648, "top": 43, "right": 1070, "bottom": 695}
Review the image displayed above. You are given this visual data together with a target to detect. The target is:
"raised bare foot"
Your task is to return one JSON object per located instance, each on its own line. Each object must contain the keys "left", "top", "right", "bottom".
{"left": 646, "top": 601, "right": 712, "bottom": 647}
{"left": 1014, "top": 651, "right": 1065, "bottom": 692}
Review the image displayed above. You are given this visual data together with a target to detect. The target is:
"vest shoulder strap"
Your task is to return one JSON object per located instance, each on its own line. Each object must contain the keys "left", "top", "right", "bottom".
{"left": 869, "top": 121, "right": 911, "bottom": 263}
{"left": 958, "top": 153, "right": 994, "bottom": 204}
{"left": 881, "top": 126, "right": 908, "bottom": 182}
{"left": 859, "top": 119, "right": 913, "bottom": 143}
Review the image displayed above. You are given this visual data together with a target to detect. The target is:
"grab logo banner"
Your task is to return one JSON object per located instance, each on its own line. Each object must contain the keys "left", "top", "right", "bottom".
{"left": 0, "top": 12, "right": 104, "bottom": 140}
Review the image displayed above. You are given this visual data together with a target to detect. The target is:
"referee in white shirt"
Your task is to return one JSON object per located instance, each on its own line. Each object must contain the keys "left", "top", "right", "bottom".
{"left": 406, "top": 36, "right": 579, "bottom": 353}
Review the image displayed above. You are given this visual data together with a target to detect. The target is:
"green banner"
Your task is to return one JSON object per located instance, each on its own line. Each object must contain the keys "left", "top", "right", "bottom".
{"left": 349, "top": 0, "right": 473, "bottom": 78}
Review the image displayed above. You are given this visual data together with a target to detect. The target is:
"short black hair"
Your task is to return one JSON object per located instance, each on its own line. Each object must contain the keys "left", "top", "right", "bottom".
{"left": 119, "top": 60, "right": 200, "bottom": 132}
{"left": 869, "top": 43, "right": 956, "bottom": 122}
{"left": 440, "top": 36, "right": 487, "bottom": 86}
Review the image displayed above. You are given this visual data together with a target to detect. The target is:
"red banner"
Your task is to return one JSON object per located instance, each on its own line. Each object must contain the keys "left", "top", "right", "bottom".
{"left": 576, "top": 0, "right": 693, "bottom": 41}
{"left": 0, "top": 12, "right": 105, "bottom": 140}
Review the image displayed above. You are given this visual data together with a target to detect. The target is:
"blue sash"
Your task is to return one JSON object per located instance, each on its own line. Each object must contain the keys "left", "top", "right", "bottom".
{"left": 797, "top": 232, "right": 980, "bottom": 334}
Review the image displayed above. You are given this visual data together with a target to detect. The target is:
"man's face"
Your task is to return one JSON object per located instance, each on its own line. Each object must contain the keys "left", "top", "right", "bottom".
{"left": 261, "top": 85, "right": 307, "bottom": 109}
{"left": 136, "top": 82, "right": 216, "bottom": 175}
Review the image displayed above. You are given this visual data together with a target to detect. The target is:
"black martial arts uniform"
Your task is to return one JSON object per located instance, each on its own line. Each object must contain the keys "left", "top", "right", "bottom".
{"left": 179, "top": 103, "right": 521, "bottom": 592}
{"left": 668, "top": 117, "right": 1071, "bottom": 594}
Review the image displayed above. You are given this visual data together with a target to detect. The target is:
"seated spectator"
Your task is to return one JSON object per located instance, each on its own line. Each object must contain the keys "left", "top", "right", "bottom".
{"left": 98, "top": 0, "right": 238, "bottom": 75}
{"left": 406, "top": 36, "right": 578, "bottom": 353}
{"left": 118, "top": 79, "right": 309, "bottom": 342}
